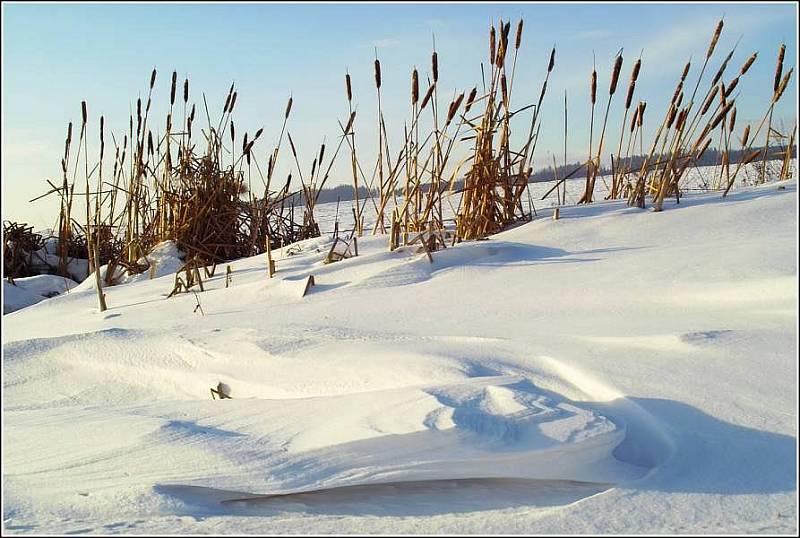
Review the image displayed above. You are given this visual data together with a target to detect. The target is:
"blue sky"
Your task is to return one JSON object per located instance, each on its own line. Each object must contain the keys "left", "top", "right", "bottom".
{"left": 3, "top": 2, "right": 797, "bottom": 229}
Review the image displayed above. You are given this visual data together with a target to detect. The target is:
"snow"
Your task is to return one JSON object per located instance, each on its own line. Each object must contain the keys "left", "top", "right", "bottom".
{"left": 1, "top": 174, "right": 797, "bottom": 534}
{"left": 2, "top": 274, "right": 78, "bottom": 314}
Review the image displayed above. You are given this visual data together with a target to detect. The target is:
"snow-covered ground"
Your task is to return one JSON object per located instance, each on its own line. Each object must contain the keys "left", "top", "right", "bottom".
{"left": 2, "top": 174, "right": 797, "bottom": 533}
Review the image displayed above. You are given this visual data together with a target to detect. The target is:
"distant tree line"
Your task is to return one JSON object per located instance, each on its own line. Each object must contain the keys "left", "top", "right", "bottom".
{"left": 295, "top": 144, "right": 796, "bottom": 205}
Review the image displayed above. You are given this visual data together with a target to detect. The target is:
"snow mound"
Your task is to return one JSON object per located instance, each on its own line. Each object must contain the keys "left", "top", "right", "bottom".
{"left": 3, "top": 274, "right": 78, "bottom": 314}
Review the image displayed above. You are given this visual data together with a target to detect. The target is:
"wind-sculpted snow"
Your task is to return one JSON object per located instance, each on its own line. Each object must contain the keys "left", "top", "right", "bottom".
{"left": 2, "top": 179, "right": 796, "bottom": 534}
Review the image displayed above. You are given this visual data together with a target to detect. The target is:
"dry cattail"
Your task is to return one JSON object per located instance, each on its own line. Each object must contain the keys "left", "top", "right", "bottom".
{"left": 501, "top": 74, "right": 508, "bottom": 106}
{"left": 740, "top": 52, "right": 757, "bottom": 76}
{"left": 741, "top": 124, "right": 751, "bottom": 147}
{"left": 681, "top": 60, "right": 691, "bottom": 82}
{"left": 66, "top": 122, "right": 73, "bottom": 147}
{"left": 711, "top": 49, "right": 734, "bottom": 88}
{"left": 625, "top": 80, "right": 636, "bottom": 109}
{"left": 412, "top": 68, "right": 419, "bottom": 105}
{"left": 724, "top": 77, "right": 739, "bottom": 97}
{"left": 147, "top": 131, "right": 154, "bottom": 155}
{"left": 701, "top": 85, "right": 719, "bottom": 115}
{"left": 374, "top": 58, "right": 382, "bottom": 89}
{"left": 288, "top": 132, "right": 298, "bottom": 159}
{"left": 99, "top": 116, "right": 104, "bottom": 157}
{"left": 318, "top": 143, "right": 326, "bottom": 166}
{"left": 344, "top": 110, "right": 356, "bottom": 134}
{"left": 696, "top": 136, "right": 713, "bottom": 159}
{"left": 253, "top": 127, "right": 263, "bottom": 141}
{"left": 590, "top": 69, "right": 597, "bottom": 105}
{"left": 190, "top": 103, "right": 196, "bottom": 122}
{"left": 630, "top": 105, "right": 639, "bottom": 132}
{"left": 223, "top": 92, "right": 231, "bottom": 113}
{"left": 465, "top": 86, "right": 478, "bottom": 113}
{"left": 709, "top": 100, "right": 734, "bottom": 131}
{"left": 242, "top": 132, "right": 248, "bottom": 153}
{"left": 674, "top": 90, "right": 684, "bottom": 110}
{"left": 675, "top": 108, "right": 688, "bottom": 131}
{"left": 170, "top": 71, "right": 177, "bottom": 106}
{"left": 515, "top": 19, "right": 523, "bottom": 50}
{"left": 420, "top": 83, "right": 435, "bottom": 110}
{"left": 638, "top": 101, "right": 646, "bottom": 126}
{"left": 150, "top": 68, "right": 157, "bottom": 90}
{"left": 432, "top": 52, "right": 438, "bottom": 82}
{"left": 447, "top": 92, "right": 464, "bottom": 124}
{"left": 707, "top": 19, "right": 723, "bottom": 59}
{"left": 230, "top": 121, "right": 235, "bottom": 144}
{"left": 81, "top": 101, "right": 87, "bottom": 126}
{"left": 183, "top": 78, "right": 189, "bottom": 104}
{"left": 548, "top": 47, "right": 556, "bottom": 73}
{"left": 609, "top": 54, "right": 623, "bottom": 95}
{"left": 666, "top": 103, "right": 678, "bottom": 128}
{"left": 285, "top": 96, "right": 293, "bottom": 119}
{"left": 774, "top": 67, "right": 793, "bottom": 102}
{"left": 774, "top": 43, "right": 786, "bottom": 93}
{"left": 729, "top": 106, "right": 737, "bottom": 132}
{"left": 345, "top": 72, "right": 352, "bottom": 102}
{"left": 166, "top": 113, "right": 172, "bottom": 132}
{"left": 489, "top": 25, "right": 496, "bottom": 65}
{"left": 742, "top": 149, "right": 762, "bottom": 164}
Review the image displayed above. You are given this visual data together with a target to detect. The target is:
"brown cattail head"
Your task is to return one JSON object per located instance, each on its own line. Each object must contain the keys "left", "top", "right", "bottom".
{"left": 666, "top": 103, "right": 678, "bottom": 128}
{"left": 774, "top": 43, "right": 786, "bottom": 93}
{"left": 170, "top": 71, "right": 177, "bottom": 106}
{"left": 724, "top": 77, "right": 739, "bottom": 97}
{"left": 774, "top": 67, "right": 793, "bottom": 102}
{"left": 719, "top": 82, "right": 727, "bottom": 106}
{"left": 489, "top": 25, "right": 496, "bottom": 65}
{"left": 740, "top": 52, "right": 757, "bottom": 76}
{"left": 729, "top": 106, "right": 737, "bottom": 132}
{"left": 681, "top": 60, "right": 691, "bottom": 82}
{"left": 709, "top": 100, "right": 734, "bottom": 131}
{"left": 630, "top": 105, "right": 639, "bottom": 132}
{"left": 447, "top": 92, "right": 465, "bottom": 124}
{"left": 500, "top": 74, "right": 508, "bottom": 106}
{"left": 66, "top": 122, "right": 73, "bottom": 148}
{"left": 318, "top": 143, "right": 325, "bottom": 166}
{"left": 374, "top": 58, "right": 382, "bottom": 89}
{"left": 166, "top": 112, "right": 172, "bottom": 132}
{"left": 696, "top": 136, "right": 713, "bottom": 159}
{"left": 701, "top": 85, "right": 719, "bottom": 115}
{"left": 345, "top": 72, "right": 352, "bottom": 102}
{"left": 150, "top": 68, "right": 157, "bottom": 90}
{"left": 432, "top": 51, "right": 438, "bottom": 82}
{"left": 147, "top": 130, "right": 154, "bottom": 155}
{"left": 741, "top": 124, "right": 750, "bottom": 147}
{"left": 285, "top": 96, "right": 293, "bottom": 119}
{"left": 81, "top": 101, "right": 87, "bottom": 126}
{"left": 190, "top": 103, "right": 196, "bottom": 122}
{"left": 223, "top": 92, "right": 231, "bottom": 113}
{"left": 99, "top": 116, "right": 104, "bottom": 157}
{"left": 515, "top": 19, "right": 523, "bottom": 50}
{"left": 625, "top": 80, "right": 636, "bottom": 109}
{"left": 465, "top": 86, "right": 478, "bottom": 113}
{"left": 253, "top": 127, "right": 263, "bottom": 141}
{"left": 609, "top": 54, "right": 623, "bottom": 95}
{"left": 638, "top": 101, "right": 646, "bottom": 127}
{"left": 707, "top": 19, "right": 723, "bottom": 59}
{"left": 183, "top": 78, "right": 189, "bottom": 103}
{"left": 590, "top": 69, "right": 597, "bottom": 105}
{"left": 420, "top": 83, "right": 435, "bottom": 110}
{"left": 229, "top": 91, "right": 238, "bottom": 113}
{"left": 548, "top": 47, "right": 556, "bottom": 73}
{"left": 230, "top": 121, "right": 235, "bottom": 144}
{"left": 242, "top": 132, "right": 248, "bottom": 153}
{"left": 344, "top": 110, "right": 357, "bottom": 134}
{"left": 288, "top": 132, "right": 298, "bottom": 159}
{"left": 412, "top": 68, "right": 419, "bottom": 105}
{"left": 675, "top": 107, "right": 688, "bottom": 131}
{"left": 711, "top": 49, "right": 734, "bottom": 88}
{"left": 742, "top": 149, "right": 762, "bottom": 165}
{"left": 674, "top": 90, "right": 684, "bottom": 110}
{"left": 631, "top": 58, "right": 642, "bottom": 83}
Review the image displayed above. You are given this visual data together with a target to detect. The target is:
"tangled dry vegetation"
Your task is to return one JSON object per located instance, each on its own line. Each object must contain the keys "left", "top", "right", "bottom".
{"left": 8, "top": 16, "right": 795, "bottom": 312}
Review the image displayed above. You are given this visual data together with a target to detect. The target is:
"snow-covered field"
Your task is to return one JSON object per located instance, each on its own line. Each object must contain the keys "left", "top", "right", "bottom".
{"left": 2, "top": 172, "right": 797, "bottom": 533}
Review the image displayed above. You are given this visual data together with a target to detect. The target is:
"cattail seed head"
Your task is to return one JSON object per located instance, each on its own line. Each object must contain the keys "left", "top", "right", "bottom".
{"left": 701, "top": 85, "right": 719, "bottom": 115}
{"left": 344, "top": 110, "right": 356, "bottom": 134}
{"left": 666, "top": 103, "right": 678, "bottom": 128}
{"left": 515, "top": 19, "right": 523, "bottom": 50}
{"left": 740, "top": 52, "right": 757, "bottom": 76}
{"left": 242, "top": 132, "right": 248, "bottom": 153}
{"left": 548, "top": 47, "right": 556, "bottom": 73}
{"left": 170, "top": 71, "right": 177, "bottom": 106}
{"left": 711, "top": 49, "right": 734, "bottom": 88}
{"left": 432, "top": 52, "right": 438, "bottom": 82}
{"left": 675, "top": 108, "right": 688, "bottom": 131}
{"left": 420, "top": 83, "right": 435, "bottom": 110}
{"left": 190, "top": 104, "right": 196, "bottom": 122}
{"left": 631, "top": 58, "right": 642, "bottom": 82}
{"left": 345, "top": 72, "right": 352, "bottom": 102}
{"left": 709, "top": 100, "right": 734, "bottom": 131}
{"left": 231, "top": 121, "right": 235, "bottom": 144}
{"left": 254, "top": 127, "right": 263, "bottom": 141}
{"left": 741, "top": 124, "right": 750, "bottom": 147}
{"left": 609, "top": 54, "right": 623, "bottom": 95}
{"left": 489, "top": 25, "right": 496, "bottom": 65}
{"left": 724, "top": 77, "right": 739, "bottom": 97}
{"left": 729, "top": 106, "right": 737, "bottom": 132}
{"left": 318, "top": 143, "right": 325, "bottom": 166}
{"left": 681, "top": 60, "right": 691, "bottom": 82}
{"left": 229, "top": 92, "right": 237, "bottom": 113}
{"left": 285, "top": 96, "right": 293, "bottom": 119}
{"left": 501, "top": 74, "right": 508, "bottom": 106}
{"left": 590, "top": 69, "right": 597, "bottom": 105}
{"left": 742, "top": 149, "right": 762, "bottom": 165}
{"left": 638, "top": 101, "right": 646, "bottom": 126}
{"left": 374, "top": 58, "right": 382, "bottom": 89}
{"left": 223, "top": 92, "right": 231, "bottom": 113}
{"left": 150, "top": 68, "right": 157, "bottom": 90}
{"left": 465, "top": 86, "right": 478, "bottom": 113}
{"left": 412, "top": 68, "right": 419, "bottom": 105}
{"left": 447, "top": 92, "right": 464, "bottom": 124}
{"left": 707, "top": 19, "right": 723, "bottom": 59}
{"left": 630, "top": 106, "right": 639, "bottom": 132}
{"left": 774, "top": 67, "right": 793, "bottom": 102}
{"left": 774, "top": 43, "right": 786, "bottom": 93}
{"left": 183, "top": 78, "right": 189, "bottom": 103}
{"left": 81, "top": 101, "right": 87, "bottom": 126}
{"left": 696, "top": 136, "right": 713, "bottom": 159}
{"left": 147, "top": 131, "right": 154, "bottom": 155}
{"left": 625, "top": 80, "right": 636, "bottom": 109}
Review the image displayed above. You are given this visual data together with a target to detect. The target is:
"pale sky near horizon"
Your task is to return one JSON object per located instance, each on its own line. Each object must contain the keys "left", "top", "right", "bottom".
{"left": 2, "top": 1, "right": 797, "bottom": 231}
